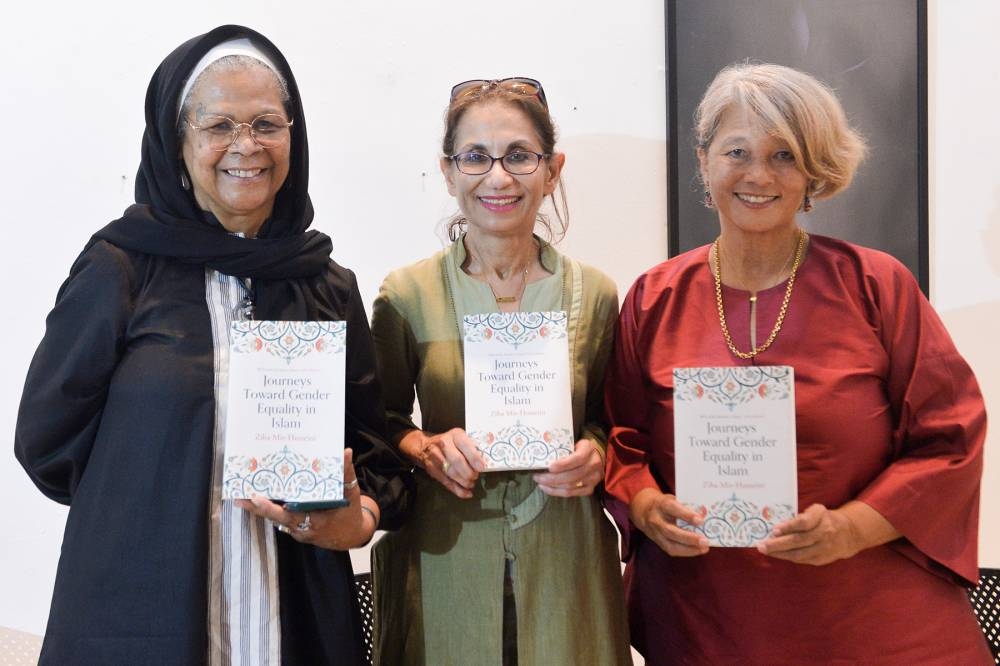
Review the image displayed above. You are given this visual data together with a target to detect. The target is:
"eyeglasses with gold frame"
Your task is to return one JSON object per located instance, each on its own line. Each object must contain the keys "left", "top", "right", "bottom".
{"left": 186, "top": 114, "right": 293, "bottom": 151}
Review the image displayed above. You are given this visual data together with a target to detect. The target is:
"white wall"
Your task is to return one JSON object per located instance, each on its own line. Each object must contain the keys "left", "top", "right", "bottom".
{"left": 1, "top": 0, "right": 996, "bottom": 644}
{"left": 928, "top": 0, "right": 1000, "bottom": 568}
{"left": 0, "top": 2, "right": 667, "bottom": 635}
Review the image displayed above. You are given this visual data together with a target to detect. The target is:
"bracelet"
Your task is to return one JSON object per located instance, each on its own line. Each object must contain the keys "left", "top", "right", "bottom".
{"left": 590, "top": 440, "right": 606, "bottom": 464}
{"left": 360, "top": 505, "right": 379, "bottom": 531}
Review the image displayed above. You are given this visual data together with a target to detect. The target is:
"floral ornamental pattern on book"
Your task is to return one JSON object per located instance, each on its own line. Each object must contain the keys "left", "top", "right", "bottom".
{"left": 225, "top": 446, "right": 345, "bottom": 501}
{"left": 674, "top": 366, "right": 792, "bottom": 410}
{"left": 464, "top": 311, "right": 568, "bottom": 348}
{"left": 688, "top": 494, "right": 796, "bottom": 547}
{"left": 469, "top": 422, "right": 575, "bottom": 469}
{"left": 231, "top": 320, "right": 347, "bottom": 363}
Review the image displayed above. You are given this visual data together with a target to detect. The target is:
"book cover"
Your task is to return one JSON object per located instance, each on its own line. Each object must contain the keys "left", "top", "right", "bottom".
{"left": 673, "top": 366, "right": 798, "bottom": 546}
{"left": 222, "top": 320, "right": 346, "bottom": 504}
{"left": 464, "top": 311, "right": 574, "bottom": 471}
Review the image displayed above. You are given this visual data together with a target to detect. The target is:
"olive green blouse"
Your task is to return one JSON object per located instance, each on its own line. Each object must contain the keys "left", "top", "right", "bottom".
{"left": 370, "top": 236, "right": 631, "bottom": 665}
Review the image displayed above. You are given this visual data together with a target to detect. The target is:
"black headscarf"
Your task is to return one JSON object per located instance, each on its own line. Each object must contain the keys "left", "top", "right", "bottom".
{"left": 92, "top": 24, "right": 332, "bottom": 293}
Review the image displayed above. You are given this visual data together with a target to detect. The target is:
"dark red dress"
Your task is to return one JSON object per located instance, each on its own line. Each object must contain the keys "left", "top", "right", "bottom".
{"left": 605, "top": 235, "right": 990, "bottom": 665}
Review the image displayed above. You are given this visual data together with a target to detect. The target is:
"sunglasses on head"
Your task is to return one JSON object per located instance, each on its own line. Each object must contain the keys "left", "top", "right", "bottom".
{"left": 449, "top": 77, "right": 548, "bottom": 109}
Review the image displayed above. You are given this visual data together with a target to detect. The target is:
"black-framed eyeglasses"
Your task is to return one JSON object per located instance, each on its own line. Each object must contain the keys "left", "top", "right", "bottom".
{"left": 449, "top": 150, "right": 550, "bottom": 176}
{"left": 450, "top": 77, "right": 548, "bottom": 110}
{"left": 186, "top": 114, "right": 294, "bottom": 151}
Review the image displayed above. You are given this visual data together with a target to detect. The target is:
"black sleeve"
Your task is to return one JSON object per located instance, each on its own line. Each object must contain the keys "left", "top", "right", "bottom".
{"left": 14, "top": 241, "right": 134, "bottom": 504}
{"left": 334, "top": 266, "right": 415, "bottom": 531}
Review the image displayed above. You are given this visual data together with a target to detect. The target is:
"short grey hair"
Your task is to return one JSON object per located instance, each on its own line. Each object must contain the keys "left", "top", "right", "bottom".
{"left": 695, "top": 62, "right": 867, "bottom": 200}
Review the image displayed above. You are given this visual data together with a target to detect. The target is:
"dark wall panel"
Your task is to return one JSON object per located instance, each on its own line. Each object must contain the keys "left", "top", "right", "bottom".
{"left": 667, "top": 0, "right": 927, "bottom": 292}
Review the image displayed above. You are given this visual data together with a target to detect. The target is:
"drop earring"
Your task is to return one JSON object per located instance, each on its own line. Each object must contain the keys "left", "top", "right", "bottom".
{"left": 703, "top": 189, "right": 714, "bottom": 208}
{"left": 802, "top": 195, "right": 813, "bottom": 212}
{"left": 180, "top": 172, "right": 191, "bottom": 191}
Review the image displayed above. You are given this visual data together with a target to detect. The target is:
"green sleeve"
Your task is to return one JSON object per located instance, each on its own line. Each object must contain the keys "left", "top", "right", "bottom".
{"left": 370, "top": 277, "right": 421, "bottom": 446}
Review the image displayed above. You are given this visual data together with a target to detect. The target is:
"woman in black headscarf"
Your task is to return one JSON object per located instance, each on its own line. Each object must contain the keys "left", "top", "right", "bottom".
{"left": 14, "top": 24, "right": 412, "bottom": 665}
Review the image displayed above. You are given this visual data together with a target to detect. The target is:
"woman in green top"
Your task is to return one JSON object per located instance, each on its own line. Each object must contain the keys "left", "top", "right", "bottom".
{"left": 370, "top": 78, "right": 631, "bottom": 665}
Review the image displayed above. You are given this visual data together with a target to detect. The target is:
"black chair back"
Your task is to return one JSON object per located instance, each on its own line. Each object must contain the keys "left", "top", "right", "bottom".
{"left": 355, "top": 572, "right": 375, "bottom": 665}
{"left": 969, "top": 568, "right": 1000, "bottom": 663}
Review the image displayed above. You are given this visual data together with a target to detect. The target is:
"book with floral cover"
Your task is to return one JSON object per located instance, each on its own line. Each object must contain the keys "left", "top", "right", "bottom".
{"left": 222, "top": 320, "right": 347, "bottom": 509}
{"left": 673, "top": 366, "right": 798, "bottom": 546}
{"left": 464, "top": 311, "right": 574, "bottom": 471}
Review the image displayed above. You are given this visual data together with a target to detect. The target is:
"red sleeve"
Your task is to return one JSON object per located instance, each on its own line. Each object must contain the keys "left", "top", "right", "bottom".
{"left": 603, "top": 276, "right": 664, "bottom": 559}
{"left": 856, "top": 259, "right": 986, "bottom": 585}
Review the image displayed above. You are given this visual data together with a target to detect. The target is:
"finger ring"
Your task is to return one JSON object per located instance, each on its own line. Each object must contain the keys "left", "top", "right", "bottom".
{"left": 296, "top": 512, "right": 312, "bottom": 532}
{"left": 277, "top": 524, "right": 290, "bottom": 534}
{"left": 344, "top": 478, "right": 359, "bottom": 491}
{"left": 575, "top": 480, "right": 584, "bottom": 488}
{"left": 442, "top": 461, "right": 451, "bottom": 474}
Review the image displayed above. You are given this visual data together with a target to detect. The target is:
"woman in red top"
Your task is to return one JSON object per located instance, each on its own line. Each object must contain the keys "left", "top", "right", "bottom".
{"left": 604, "top": 62, "right": 990, "bottom": 664}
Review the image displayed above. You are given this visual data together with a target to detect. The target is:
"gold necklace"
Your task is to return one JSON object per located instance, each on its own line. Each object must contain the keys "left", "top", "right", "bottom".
{"left": 712, "top": 231, "right": 807, "bottom": 359}
{"left": 465, "top": 241, "right": 531, "bottom": 305}
{"left": 486, "top": 266, "right": 529, "bottom": 304}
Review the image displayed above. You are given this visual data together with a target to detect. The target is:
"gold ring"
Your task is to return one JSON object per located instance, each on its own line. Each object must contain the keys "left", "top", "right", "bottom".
{"left": 575, "top": 480, "right": 584, "bottom": 488}
{"left": 442, "top": 461, "right": 451, "bottom": 474}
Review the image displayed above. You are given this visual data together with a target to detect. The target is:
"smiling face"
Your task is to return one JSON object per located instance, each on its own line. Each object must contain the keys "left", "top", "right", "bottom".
{"left": 181, "top": 65, "right": 291, "bottom": 236}
{"left": 698, "top": 105, "right": 809, "bottom": 237}
{"left": 440, "top": 102, "right": 564, "bottom": 240}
